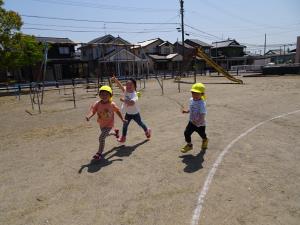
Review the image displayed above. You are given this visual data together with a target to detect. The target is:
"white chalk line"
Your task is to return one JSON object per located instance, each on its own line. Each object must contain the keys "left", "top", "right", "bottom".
{"left": 190, "top": 109, "right": 300, "bottom": 225}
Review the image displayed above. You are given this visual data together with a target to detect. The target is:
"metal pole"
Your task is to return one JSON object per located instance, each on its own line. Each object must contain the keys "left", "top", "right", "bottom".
{"left": 41, "top": 43, "right": 48, "bottom": 104}
{"left": 264, "top": 33, "right": 267, "bottom": 55}
{"left": 29, "top": 83, "right": 34, "bottom": 110}
{"left": 180, "top": 0, "right": 185, "bottom": 76}
{"left": 72, "top": 79, "right": 76, "bottom": 108}
{"left": 36, "top": 86, "right": 41, "bottom": 114}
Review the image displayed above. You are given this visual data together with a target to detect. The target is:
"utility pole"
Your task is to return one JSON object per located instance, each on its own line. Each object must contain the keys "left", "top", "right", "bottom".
{"left": 180, "top": 0, "right": 185, "bottom": 74}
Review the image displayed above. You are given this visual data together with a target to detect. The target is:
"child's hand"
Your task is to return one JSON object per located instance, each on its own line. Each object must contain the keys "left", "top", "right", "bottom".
{"left": 111, "top": 74, "right": 117, "bottom": 82}
{"left": 122, "top": 119, "right": 128, "bottom": 124}
{"left": 125, "top": 100, "right": 135, "bottom": 106}
{"left": 120, "top": 97, "right": 125, "bottom": 102}
{"left": 182, "top": 109, "right": 189, "bottom": 114}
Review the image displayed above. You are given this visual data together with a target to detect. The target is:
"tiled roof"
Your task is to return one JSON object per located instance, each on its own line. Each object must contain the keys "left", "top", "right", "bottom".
{"left": 186, "top": 39, "right": 211, "bottom": 47}
{"left": 158, "top": 41, "right": 173, "bottom": 47}
{"left": 135, "top": 38, "right": 163, "bottom": 48}
{"left": 35, "top": 37, "right": 75, "bottom": 44}
{"left": 174, "top": 41, "right": 195, "bottom": 49}
{"left": 148, "top": 53, "right": 181, "bottom": 60}
{"left": 88, "top": 34, "right": 115, "bottom": 44}
{"left": 265, "top": 49, "right": 282, "bottom": 55}
{"left": 212, "top": 39, "right": 245, "bottom": 48}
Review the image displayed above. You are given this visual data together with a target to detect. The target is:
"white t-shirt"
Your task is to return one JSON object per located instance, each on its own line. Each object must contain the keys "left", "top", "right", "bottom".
{"left": 189, "top": 98, "right": 206, "bottom": 127}
{"left": 122, "top": 91, "right": 140, "bottom": 115}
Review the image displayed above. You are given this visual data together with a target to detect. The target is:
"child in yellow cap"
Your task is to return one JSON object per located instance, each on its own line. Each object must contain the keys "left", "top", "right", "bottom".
{"left": 86, "top": 85, "right": 126, "bottom": 160}
{"left": 181, "top": 83, "right": 208, "bottom": 153}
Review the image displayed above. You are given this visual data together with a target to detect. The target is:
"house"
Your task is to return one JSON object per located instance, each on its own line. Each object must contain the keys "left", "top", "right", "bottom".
{"left": 184, "top": 39, "right": 212, "bottom": 72}
{"left": 265, "top": 49, "right": 295, "bottom": 64}
{"left": 148, "top": 41, "right": 182, "bottom": 71}
{"left": 185, "top": 39, "right": 211, "bottom": 55}
{"left": 173, "top": 41, "right": 195, "bottom": 70}
{"left": 211, "top": 39, "right": 245, "bottom": 57}
{"left": 80, "top": 34, "right": 145, "bottom": 78}
{"left": 133, "top": 38, "right": 183, "bottom": 74}
{"left": 210, "top": 39, "right": 246, "bottom": 70}
{"left": 34, "top": 36, "right": 81, "bottom": 81}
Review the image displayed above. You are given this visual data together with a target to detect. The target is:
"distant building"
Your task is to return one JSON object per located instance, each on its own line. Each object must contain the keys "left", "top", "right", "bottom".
{"left": 211, "top": 39, "right": 245, "bottom": 58}
{"left": 265, "top": 49, "right": 296, "bottom": 64}
{"left": 184, "top": 39, "right": 212, "bottom": 72}
{"left": 185, "top": 39, "right": 211, "bottom": 55}
{"left": 35, "top": 36, "right": 80, "bottom": 81}
{"left": 133, "top": 38, "right": 183, "bottom": 74}
{"left": 211, "top": 39, "right": 246, "bottom": 70}
{"left": 80, "top": 34, "right": 145, "bottom": 78}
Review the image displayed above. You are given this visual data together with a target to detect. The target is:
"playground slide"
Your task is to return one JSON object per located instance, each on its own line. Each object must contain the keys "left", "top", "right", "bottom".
{"left": 196, "top": 48, "right": 244, "bottom": 84}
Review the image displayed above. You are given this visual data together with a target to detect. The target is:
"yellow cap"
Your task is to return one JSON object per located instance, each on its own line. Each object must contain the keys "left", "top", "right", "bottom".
{"left": 99, "top": 85, "right": 113, "bottom": 102}
{"left": 99, "top": 85, "right": 112, "bottom": 95}
{"left": 191, "top": 83, "right": 205, "bottom": 94}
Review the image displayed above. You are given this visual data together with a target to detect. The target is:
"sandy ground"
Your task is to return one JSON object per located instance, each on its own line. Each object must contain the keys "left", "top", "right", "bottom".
{"left": 0, "top": 75, "right": 299, "bottom": 225}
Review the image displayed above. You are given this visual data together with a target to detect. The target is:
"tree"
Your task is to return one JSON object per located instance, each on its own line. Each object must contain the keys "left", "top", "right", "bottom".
{"left": 0, "top": 0, "right": 43, "bottom": 75}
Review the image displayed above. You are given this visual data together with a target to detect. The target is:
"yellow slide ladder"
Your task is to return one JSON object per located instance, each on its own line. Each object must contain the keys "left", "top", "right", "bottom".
{"left": 196, "top": 48, "right": 243, "bottom": 84}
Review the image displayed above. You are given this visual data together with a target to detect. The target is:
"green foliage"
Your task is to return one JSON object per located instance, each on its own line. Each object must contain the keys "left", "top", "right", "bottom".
{"left": 0, "top": 0, "right": 43, "bottom": 71}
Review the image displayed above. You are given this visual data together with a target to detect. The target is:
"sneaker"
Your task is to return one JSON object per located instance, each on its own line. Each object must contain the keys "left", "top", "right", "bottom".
{"left": 114, "top": 129, "right": 119, "bottom": 139}
{"left": 93, "top": 152, "right": 103, "bottom": 160}
{"left": 118, "top": 136, "right": 126, "bottom": 143}
{"left": 202, "top": 138, "right": 209, "bottom": 150}
{"left": 145, "top": 128, "right": 151, "bottom": 139}
{"left": 181, "top": 144, "right": 193, "bottom": 153}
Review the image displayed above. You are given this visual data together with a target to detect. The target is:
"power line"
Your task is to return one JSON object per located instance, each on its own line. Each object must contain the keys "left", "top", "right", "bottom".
{"left": 21, "top": 14, "right": 180, "bottom": 25}
{"left": 22, "top": 27, "right": 177, "bottom": 34}
{"left": 30, "top": 0, "right": 177, "bottom": 13}
{"left": 23, "top": 22, "right": 177, "bottom": 31}
{"left": 184, "top": 24, "right": 223, "bottom": 40}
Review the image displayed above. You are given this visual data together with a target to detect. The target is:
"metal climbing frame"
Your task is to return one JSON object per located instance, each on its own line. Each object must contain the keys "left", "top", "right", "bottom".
{"left": 196, "top": 48, "right": 244, "bottom": 84}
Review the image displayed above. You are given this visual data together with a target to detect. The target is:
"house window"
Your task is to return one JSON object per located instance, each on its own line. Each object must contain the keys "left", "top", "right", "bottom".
{"left": 163, "top": 48, "right": 170, "bottom": 54}
{"left": 59, "top": 47, "right": 70, "bottom": 55}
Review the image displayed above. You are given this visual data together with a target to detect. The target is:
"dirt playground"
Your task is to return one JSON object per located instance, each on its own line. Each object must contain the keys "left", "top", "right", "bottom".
{"left": 0, "top": 75, "right": 299, "bottom": 225}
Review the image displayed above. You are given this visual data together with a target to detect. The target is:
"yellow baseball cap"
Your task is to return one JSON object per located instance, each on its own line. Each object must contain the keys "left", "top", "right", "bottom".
{"left": 191, "top": 83, "right": 205, "bottom": 94}
{"left": 99, "top": 85, "right": 112, "bottom": 95}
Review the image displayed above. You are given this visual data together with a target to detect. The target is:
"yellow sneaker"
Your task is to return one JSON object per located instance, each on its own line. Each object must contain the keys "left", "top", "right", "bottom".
{"left": 202, "top": 138, "right": 209, "bottom": 150}
{"left": 181, "top": 144, "right": 193, "bottom": 153}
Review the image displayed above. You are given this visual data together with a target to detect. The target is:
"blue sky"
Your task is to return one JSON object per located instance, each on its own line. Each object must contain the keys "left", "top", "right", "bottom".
{"left": 4, "top": 0, "right": 300, "bottom": 53}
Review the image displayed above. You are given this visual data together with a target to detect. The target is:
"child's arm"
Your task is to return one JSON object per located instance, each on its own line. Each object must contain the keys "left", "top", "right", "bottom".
{"left": 86, "top": 103, "right": 96, "bottom": 121}
{"left": 124, "top": 93, "right": 138, "bottom": 106}
{"left": 86, "top": 110, "right": 95, "bottom": 121}
{"left": 111, "top": 74, "right": 125, "bottom": 92}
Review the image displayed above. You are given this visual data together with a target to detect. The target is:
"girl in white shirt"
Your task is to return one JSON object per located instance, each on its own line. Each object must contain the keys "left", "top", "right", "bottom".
{"left": 111, "top": 75, "right": 151, "bottom": 143}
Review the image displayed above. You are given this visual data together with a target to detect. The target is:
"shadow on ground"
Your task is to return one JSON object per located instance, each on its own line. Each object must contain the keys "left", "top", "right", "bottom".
{"left": 179, "top": 149, "right": 206, "bottom": 173}
{"left": 78, "top": 140, "right": 148, "bottom": 174}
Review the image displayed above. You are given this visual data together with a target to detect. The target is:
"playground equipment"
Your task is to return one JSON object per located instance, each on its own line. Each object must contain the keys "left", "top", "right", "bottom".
{"left": 196, "top": 48, "right": 244, "bottom": 84}
{"left": 29, "top": 83, "right": 42, "bottom": 113}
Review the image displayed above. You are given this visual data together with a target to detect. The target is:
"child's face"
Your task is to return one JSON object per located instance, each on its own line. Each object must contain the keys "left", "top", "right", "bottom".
{"left": 99, "top": 91, "right": 111, "bottom": 102}
{"left": 191, "top": 92, "right": 202, "bottom": 100}
{"left": 126, "top": 80, "right": 135, "bottom": 92}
